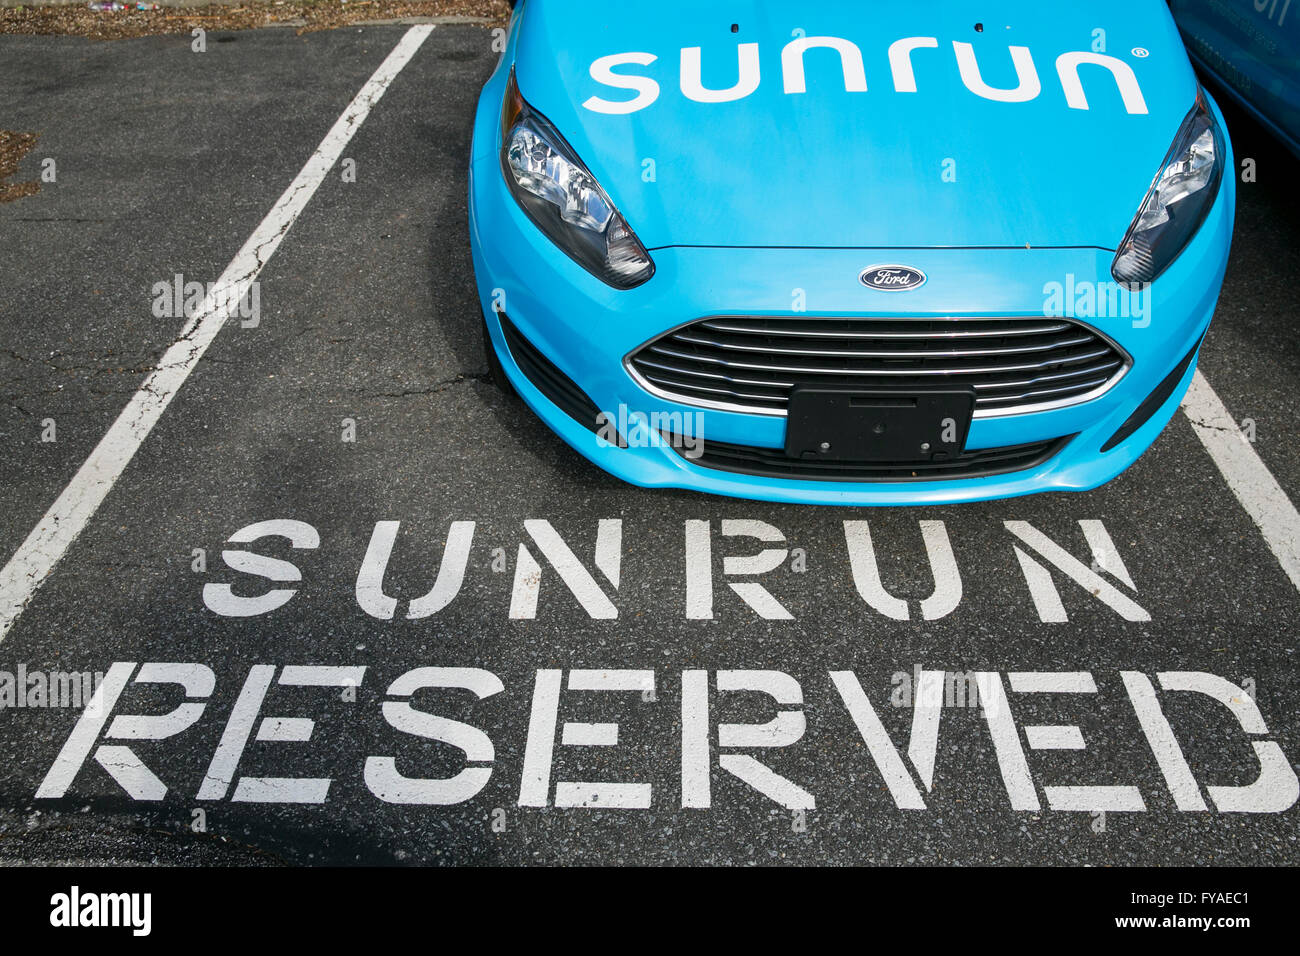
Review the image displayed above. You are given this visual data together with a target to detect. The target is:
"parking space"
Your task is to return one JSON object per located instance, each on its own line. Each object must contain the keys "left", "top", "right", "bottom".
{"left": 0, "top": 26, "right": 417, "bottom": 561}
{"left": 0, "top": 23, "right": 1297, "bottom": 865}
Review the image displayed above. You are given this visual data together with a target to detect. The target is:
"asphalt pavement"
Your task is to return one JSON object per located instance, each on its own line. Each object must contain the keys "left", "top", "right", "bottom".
{"left": 0, "top": 22, "right": 1297, "bottom": 865}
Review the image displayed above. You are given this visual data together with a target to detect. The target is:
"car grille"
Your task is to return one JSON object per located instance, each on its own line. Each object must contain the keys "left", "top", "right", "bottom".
{"left": 661, "top": 432, "right": 1074, "bottom": 482}
{"left": 627, "top": 316, "right": 1128, "bottom": 417}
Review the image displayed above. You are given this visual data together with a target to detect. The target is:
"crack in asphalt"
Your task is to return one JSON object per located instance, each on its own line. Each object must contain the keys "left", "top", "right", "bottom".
{"left": 348, "top": 372, "right": 487, "bottom": 398}
{"left": 1184, "top": 414, "right": 1251, "bottom": 438}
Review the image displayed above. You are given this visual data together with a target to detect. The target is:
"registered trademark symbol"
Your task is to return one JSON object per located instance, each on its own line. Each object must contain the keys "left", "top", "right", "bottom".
{"left": 1131, "top": 47, "right": 1149, "bottom": 58}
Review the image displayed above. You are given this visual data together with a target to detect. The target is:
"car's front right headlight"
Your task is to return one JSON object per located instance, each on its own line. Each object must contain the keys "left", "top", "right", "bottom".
{"left": 500, "top": 68, "right": 654, "bottom": 290}
{"left": 1111, "top": 89, "right": 1225, "bottom": 286}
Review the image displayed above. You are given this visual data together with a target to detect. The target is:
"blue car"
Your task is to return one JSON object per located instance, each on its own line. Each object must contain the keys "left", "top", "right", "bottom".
{"left": 469, "top": 0, "right": 1234, "bottom": 505}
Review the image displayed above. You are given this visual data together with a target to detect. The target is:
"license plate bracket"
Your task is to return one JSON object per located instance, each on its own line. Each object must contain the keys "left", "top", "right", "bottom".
{"left": 783, "top": 387, "right": 975, "bottom": 462}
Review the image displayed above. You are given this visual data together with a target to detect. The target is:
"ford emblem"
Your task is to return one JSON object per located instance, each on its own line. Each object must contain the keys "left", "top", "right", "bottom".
{"left": 860, "top": 265, "right": 927, "bottom": 291}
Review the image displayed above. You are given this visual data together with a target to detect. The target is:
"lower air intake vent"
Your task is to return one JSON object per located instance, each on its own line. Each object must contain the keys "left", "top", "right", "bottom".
{"left": 500, "top": 313, "right": 612, "bottom": 437}
{"left": 662, "top": 432, "right": 1074, "bottom": 482}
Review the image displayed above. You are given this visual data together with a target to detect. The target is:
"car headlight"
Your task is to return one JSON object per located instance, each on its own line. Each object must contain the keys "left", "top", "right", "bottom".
{"left": 1111, "top": 90, "right": 1225, "bottom": 286}
{"left": 500, "top": 69, "right": 654, "bottom": 289}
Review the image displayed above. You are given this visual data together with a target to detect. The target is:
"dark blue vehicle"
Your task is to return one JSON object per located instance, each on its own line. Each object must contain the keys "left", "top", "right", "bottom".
{"left": 1170, "top": 0, "right": 1300, "bottom": 157}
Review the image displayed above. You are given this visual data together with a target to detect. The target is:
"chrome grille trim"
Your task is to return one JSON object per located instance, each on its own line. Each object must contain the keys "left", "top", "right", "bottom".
{"left": 625, "top": 315, "right": 1131, "bottom": 419}
{"left": 696, "top": 318, "right": 1078, "bottom": 340}
{"left": 668, "top": 330, "right": 1099, "bottom": 360}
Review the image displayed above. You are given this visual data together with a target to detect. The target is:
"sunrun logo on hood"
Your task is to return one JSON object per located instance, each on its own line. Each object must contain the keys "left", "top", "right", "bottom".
{"left": 581, "top": 36, "right": 1149, "bottom": 115}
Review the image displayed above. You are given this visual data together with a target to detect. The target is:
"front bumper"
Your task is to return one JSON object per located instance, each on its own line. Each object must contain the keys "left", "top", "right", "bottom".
{"left": 468, "top": 97, "right": 1235, "bottom": 507}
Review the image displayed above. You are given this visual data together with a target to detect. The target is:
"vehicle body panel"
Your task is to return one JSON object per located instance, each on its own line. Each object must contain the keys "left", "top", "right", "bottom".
{"left": 512, "top": 0, "right": 1197, "bottom": 249}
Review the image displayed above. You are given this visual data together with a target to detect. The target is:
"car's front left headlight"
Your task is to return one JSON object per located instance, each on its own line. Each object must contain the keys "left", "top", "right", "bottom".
{"left": 1111, "top": 89, "right": 1225, "bottom": 286}
{"left": 500, "top": 68, "right": 654, "bottom": 290}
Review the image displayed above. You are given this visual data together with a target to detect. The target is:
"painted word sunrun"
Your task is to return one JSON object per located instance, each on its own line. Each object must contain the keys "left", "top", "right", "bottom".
{"left": 198, "top": 516, "right": 1154, "bottom": 622}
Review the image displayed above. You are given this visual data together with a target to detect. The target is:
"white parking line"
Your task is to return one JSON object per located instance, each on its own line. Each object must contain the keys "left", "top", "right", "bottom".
{"left": 0, "top": 24, "right": 436, "bottom": 644}
{"left": 1181, "top": 370, "right": 1300, "bottom": 592}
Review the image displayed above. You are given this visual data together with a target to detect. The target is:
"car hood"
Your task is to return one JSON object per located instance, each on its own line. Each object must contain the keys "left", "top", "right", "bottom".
{"left": 512, "top": 0, "right": 1199, "bottom": 250}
